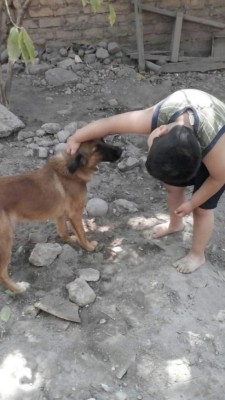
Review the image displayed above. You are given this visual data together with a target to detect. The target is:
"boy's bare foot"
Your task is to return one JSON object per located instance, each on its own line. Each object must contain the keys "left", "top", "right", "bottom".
{"left": 173, "top": 253, "right": 205, "bottom": 273}
{"left": 152, "top": 222, "right": 184, "bottom": 239}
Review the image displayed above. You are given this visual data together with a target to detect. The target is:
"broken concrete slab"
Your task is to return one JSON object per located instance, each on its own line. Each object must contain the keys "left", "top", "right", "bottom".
{"left": 34, "top": 293, "right": 81, "bottom": 323}
{"left": 0, "top": 103, "right": 25, "bottom": 138}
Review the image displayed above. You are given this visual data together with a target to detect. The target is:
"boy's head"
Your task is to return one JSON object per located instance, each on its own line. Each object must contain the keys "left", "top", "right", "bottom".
{"left": 145, "top": 125, "right": 201, "bottom": 185}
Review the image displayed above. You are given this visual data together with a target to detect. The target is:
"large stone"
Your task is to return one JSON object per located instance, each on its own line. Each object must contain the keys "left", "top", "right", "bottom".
{"left": 66, "top": 278, "right": 96, "bottom": 306}
{"left": 96, "top": 48, "right": 109, "bottom": 60}
{"left": 29, "top": 243, "right": 62, "bottom": 267}
{"left": 45, "top": 67, "right": 79, "bottom": 86}
{"left": 86, "top": 198, "right": 108, "bottom": 217}
{"left": 0, "top": 104, "right": 25, "bottom": 138}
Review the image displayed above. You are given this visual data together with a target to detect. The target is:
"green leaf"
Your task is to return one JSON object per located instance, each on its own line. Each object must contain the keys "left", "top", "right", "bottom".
{"left": 21, "top": 28, "right": 36, "bottom": 63}
{"left": 18, "top": 28, "right": 36, "bottom": 64}
{"left": 18, "top": 30, "right": 30, "bottom": 64}
{"left": 0, "top": 306, "right": 11, "bottom": 322}
{"left": 81, "top": 0, "right": 89, "bottom": 6}
{"left": 90, "top": 0, "right": 103, "bottom": 12}
{"left": 7, "top": 27, "right": 21, "bottom": 63}
{"left": 108, "top": 4, "right": 116, "bottom": 26}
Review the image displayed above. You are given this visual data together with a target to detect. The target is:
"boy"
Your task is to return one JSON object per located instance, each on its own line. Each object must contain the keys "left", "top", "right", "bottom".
{"left": 67, "top": 89, "right": 225, "bottom": 274}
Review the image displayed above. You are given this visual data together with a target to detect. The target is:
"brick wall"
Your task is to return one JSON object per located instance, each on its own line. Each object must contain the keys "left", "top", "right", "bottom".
{"left": 4, "top": 0, "right": 225, "bottom": 55}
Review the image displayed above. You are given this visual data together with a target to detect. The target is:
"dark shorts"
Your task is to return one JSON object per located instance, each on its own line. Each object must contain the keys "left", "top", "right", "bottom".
{"left": 167, "top": 162, "right": 225, "bottom": 209}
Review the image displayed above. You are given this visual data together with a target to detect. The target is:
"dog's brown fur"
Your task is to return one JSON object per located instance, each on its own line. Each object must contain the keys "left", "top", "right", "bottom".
{"left": 0, "top": 139, "right": 122, "bottom": 293}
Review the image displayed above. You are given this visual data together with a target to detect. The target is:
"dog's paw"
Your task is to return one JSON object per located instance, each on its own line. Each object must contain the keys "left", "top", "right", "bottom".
{"left": 16, "top": 281, "right": 30, "bottom": 293}
{"left": 86, "top": 240, "right": 98, "bottom": 251}
{"left": 66, "top": 235, "right": 78, "bottom": 244}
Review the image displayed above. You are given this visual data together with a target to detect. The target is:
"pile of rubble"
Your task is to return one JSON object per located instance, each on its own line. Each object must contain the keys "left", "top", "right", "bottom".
{"left": 0, "top": 40, "right": 132, "bottom": 87}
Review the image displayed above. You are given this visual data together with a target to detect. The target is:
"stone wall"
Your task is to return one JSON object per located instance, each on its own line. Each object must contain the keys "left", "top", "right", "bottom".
{"left": 5, "top": 0, "right": 225, "bottom": 55}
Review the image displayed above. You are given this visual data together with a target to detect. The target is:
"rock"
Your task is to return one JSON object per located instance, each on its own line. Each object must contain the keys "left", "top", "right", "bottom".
{"left": 76, "top": 83, "right": 85, "bottom": 91}
{"left": 116, "top": 66, "right": 137, "bottom": 79}
{"left": 108, "top": 42, "right": 120, "bottom": 55}
{"left": 108, "top": 98, "right": 118, "bottom": 107}
{"left": 26, "top": 63, "right": 51, "bottom": 75}
{"left": 112, "top": 199, "right": 138, "bottom": 213}
{"left": 0, "top": 104, "right": 25, "bottom": 138}
{"left": 29, "top": 243, "right": 62, "bottom": 267}
{"left": 117, "top": 157, "right": 140, "bottom": 171}
{"left": 36, "top": 129, "right": 46, "bottom": 137}
{"left": 77, "top": 268, "right": 100, "bottom": 282}
{"left": 34, "top": 293, "right": 80, "bottom": 323}
{"left": 36, "top": 138, "right": 54, "bottom": 147}
{"left": 57, "top": 58, "right": 74, "bottom": 69}
{"left": 41, "top": 122, "right": 61, "bottom": 134}
{"left": 59, "top": 47, "right": 68, "bottom": 57}
{"left": 54, "top": 143, "right": 67, "bottom": 153}
{"left": 66, "top": 278, "right": 96, "bottom": 306}
{"left": 38, "top": 147, "right": 48, "bottom": 158}
{"left": 57, "top": 129, "right": 71, "bottom": 143}
{"left": 45, "top": 67, "right": 79, "bottom": 86}
{"left": 64, "top": 121, "right": 77, "bottom": 134}
{"left": 97, "top": 40, "right": 107, "bottom": 49}
{"left": 103, "top": 58, "right": 111, "bottom": 65}
{"left": 74, "top": 54, "right": 82, "bottom": 63}
{"left": 216, "top": 310, "right": 225, "bottom": 322}
{"left": 0, "top": 48, "right": 8, "bottom": 64}
{"left": 96, "top": 48, "right": 109, "bottom": 60}
{"left": 17, "top": 130, "right": 35, "bottom": 141}
{"left": 86, "top": 198, "right": 108, "bottom": 217}
{"left": 65, "top": 87, "right": 72, "bottom": 95}
{"left": 84, "top": 53, "right": 96, "bottom": 64}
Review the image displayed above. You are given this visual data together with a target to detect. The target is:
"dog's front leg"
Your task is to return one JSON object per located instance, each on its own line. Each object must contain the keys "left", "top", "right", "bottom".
{"left": 68, "top": 213, "right": 97, "bottom": 251}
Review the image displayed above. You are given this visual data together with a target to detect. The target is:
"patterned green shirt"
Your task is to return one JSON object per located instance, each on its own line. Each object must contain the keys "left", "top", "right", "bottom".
{"left": 151, "top": 89, "right": 225, "bottom": 156}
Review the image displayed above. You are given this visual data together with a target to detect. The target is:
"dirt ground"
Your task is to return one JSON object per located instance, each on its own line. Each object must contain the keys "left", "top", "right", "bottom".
{"left": 1, "top": 64, "right": 225, "bottom": 400}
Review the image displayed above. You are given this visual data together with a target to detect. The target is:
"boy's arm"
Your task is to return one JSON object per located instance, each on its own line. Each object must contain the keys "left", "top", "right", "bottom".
{"left": 67, "top": 107, "right": 154, "bottom": 154}
{"left": 175, "top": 137, "right": 225, "bottom": 216}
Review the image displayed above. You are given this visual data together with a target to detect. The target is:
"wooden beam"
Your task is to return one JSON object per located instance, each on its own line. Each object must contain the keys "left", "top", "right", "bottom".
{"left": 134, "top": 0, "right": 145, "bottom": 72}
{"left": 161, "top": 59, "right": 225, "bottom": 73}
{"left": 141, "top": 4, "right": 175, "bottom": 18}
{"left": 141, "top": 3, "right": 225, "bottom": 29}
{"left": 128, "top": 52, "right": 225, "bottom": 63}
{"left": 170, "top": 11, "right": 184, "bottom": 62}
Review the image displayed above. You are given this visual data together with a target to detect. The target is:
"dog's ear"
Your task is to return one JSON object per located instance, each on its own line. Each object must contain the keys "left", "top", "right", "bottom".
{"left": 67, "top": 153, "right": 86, "bottom": 174}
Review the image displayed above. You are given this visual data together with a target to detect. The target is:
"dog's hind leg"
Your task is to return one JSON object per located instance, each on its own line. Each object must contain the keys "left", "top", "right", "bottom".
{"left": 56, "top": 215, "right": 77, "bottom": 242}
{"left": 0, "top": 211, "right": 29, "bottom": 293}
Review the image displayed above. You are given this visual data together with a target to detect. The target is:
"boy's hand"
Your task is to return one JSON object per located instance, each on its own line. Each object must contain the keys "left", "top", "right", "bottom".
{"left": 174, "top": 201, "right": 193, "bottom": 217}
{"left": 67, "top": 135, "right": 80, "bottom": 155}
{"left": 147, "top": 125, "right": 169, "bottom": 150}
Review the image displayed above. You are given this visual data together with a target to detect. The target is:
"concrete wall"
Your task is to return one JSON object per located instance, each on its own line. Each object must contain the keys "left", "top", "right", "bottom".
{"left": 6, "top": 0, "right": 225, "bottom": 55}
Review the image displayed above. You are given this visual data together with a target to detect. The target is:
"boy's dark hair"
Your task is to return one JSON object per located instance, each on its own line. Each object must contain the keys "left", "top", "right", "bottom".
{"left": 145, "top": 125, "right": 201, "bottom": 185}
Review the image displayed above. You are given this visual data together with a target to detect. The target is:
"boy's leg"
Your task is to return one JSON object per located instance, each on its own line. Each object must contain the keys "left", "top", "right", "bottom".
{"left": 174, "top": 207, "right": 214, "bottom": 273}
{"left": 152, "top": 184, "right": 185, "bottom": 238}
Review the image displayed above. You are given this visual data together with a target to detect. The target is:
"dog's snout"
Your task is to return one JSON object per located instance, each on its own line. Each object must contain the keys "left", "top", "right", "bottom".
{"left": 96, "top": 141, "right": 123, "bottom": 162}
{"left": 116, "top": 147, "right": 123, "bottom": 158}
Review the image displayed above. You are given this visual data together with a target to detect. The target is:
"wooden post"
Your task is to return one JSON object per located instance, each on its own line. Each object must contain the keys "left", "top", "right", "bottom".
{"left": 134, "top": 0, "right": 145, "bottom": 72}
{"left": 170, "top": 11, "right": 184, "bottom": 62}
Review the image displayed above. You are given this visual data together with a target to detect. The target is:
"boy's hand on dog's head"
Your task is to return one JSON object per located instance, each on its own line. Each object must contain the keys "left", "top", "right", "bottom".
{"left": 147, "top": 125, "right": 169, "bottom": 150}
{"left": 67, "top": 136, "right": 81, "bottom": 155}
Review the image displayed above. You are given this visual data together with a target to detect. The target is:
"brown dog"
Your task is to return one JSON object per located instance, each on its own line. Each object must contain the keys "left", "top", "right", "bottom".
{"left": 0, "top": 139, "right": 122, "bottom": 293}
